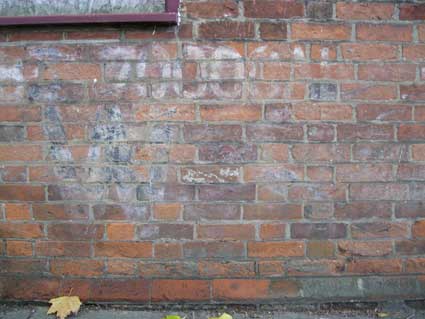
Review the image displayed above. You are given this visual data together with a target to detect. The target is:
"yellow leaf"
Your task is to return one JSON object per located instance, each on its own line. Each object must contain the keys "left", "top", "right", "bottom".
{"left": 377, "top": 313, "right": 389, "bottom": 318}
{"left": 47, "top": 296, "right": 82, "bottom": 319}
{"left": 209, "top": 313, "right": 233, "bottom": 319}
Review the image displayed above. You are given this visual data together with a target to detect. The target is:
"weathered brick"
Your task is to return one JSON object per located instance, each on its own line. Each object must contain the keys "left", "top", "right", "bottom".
{"left": 200, "top": 104, "right": 261, "bottom": 122}
{"left": 199, "top": 184, "right": 255, "bottom": 201}
{"left": 292, "top": 23, "right": 351, "bottom": 40}
{"left": 291, "top": 223, "right": 347, "bottom": 239}
{"left": 248, "top": 242, "right": 305, "bottom": 258}
{"left": 400, "top": 4, "right": 425, "bottom": 20}
{"left": 338, "top": 241, "right": 393, "bottom": 257}
{"left": 198, "top": 21, "right": 254, "bottom": 39}
{"left": 184, "top": 203, "right": 240, "bottom": 221}
{"left": 199, "top": 261, "right": 255, "bottom": 278}
{"left": 95, "top": 242, "right": 152, "bottom": 258}
{"left": 309, "top": 83, "right": 337, "bottom": 101}
{"left": 340, "top": 43, "right": 399, "bottom": 61}
{"left": 357, "top": 24, "right": 412, "bottom": 42}
{"left": 244, "top": 1, "right": 303, "bottom": 18}
{"left": 306, "top": 1, "right": 332, "bottom": 19}
{"left": 244, "top": 204, "right": 301, "bottom": 220}
{"left": 152, "top": 280, "right": 210, "bottom": 302}
{"left": 185, "top": 1, "right": 238, "bottom": 19}
{"left": 51, "top": 260, "right": 103, "bottom": 277}
{"left": 351, "top": 222, "right": 409, "bottom": 239}
{"left": 259, "top": 22, "right": 287, "bottom": 41}
{"left": 246, "top": 124, "right": 304, "bottom": 142}
{"left": 213, "top": 279, "right": 269, "bottom": 300}
{"left": 337, "top": 3, "right": 394, "bottom": 20}
{"left": 198, "top": 224, "right": 255, "bottom": 240}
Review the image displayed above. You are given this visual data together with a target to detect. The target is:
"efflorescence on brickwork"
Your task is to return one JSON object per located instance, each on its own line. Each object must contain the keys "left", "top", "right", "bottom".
{"left": 0, "top": 0, "right": 425, "bottom": 304}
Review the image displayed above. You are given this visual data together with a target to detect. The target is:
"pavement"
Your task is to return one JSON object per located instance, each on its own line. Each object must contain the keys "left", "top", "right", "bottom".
{"left": 1, "top": 301, "right": 425, "bottom": 319}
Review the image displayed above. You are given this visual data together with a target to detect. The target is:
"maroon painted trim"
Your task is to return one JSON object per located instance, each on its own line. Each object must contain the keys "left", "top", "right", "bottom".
{"left": 0, "top": 0, "right": 179, "bottom": 26}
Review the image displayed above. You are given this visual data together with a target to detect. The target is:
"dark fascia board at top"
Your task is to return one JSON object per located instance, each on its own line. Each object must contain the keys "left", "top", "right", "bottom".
{"left": 0, "top": 0, "right": 179, "bottom": 26}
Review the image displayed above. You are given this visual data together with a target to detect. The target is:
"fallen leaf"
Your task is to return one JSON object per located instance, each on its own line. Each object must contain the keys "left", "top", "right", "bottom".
{"left": 209, "top": 313, "right": 233, "bottom": 319}
{"left": 377, "top": 313, "right": 389, "bottom": 318}
{"left": 47, "top": 296, "right": 82, "bottom": 319}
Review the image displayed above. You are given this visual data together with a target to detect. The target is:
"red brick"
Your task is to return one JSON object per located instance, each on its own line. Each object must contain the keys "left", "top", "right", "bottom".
{"left": 5, "top": 204, "right": 31, "bottom": 220}
{"left": 260, "top": 144, "right": 289, "bottom": 162}
{"left": 357, "top": 24, "right": 412, "bottom": 42}
{"left": 247, "top": 42, "right": 305, "bottom": 60}
{"left": 341, "top": 43, "right": 398, "bottom": 61}
{"left": 405, "top": 258, "right": 425, "bottom": 273}
{"left": 336, "top": 3, "right": 394, "bottom": 20}
{"left": 244, "top": 204, "right": 301, "bottom": 220}
{"left": 311, "top": 44, "right": 337, "bottom": 61}
{"left": 336, "top": 164, "right": 393, "bottom": 182}
{"left": 213, "top": 279, "right": 269, "bottom": 300}
{"left": 294, "top": 63, "right": 354, "bottom": 80}
{"left": 292, "top": 23, "right": 351, "bottom": 40}
{"left": 198, "top": 21, "right": 254, "bottom": 39}
{"left": 199, "top": 184, "right": 255, "bottom": 201}
{"left": 244, "top": 164, "right": 303, "bottom": 182}
{"left": 269, "top": 280, "right": 300, "bottom": 298}
{"left": 184, "top": 203, "right": 240, "bottom": 221}
{"left": 137, "top": 224, "right": 193, "bottom": 240}
{"left": 259, "top": 22, "right": 287, "bottom": 40}
{"left": 185, "top": 1, "right": 238, "bottom": 19}
{"left": 184, "top": 124, "right": 242, "bottom": 142}
{"left": 307, "top": 124, "right": 335, "bottom": 142}
{"left": 135, "top": 104, "right": 195, "bottom": 121}
{"left": 42, "top": 63, "right": 101, "bottom": 80}
{"left": 9, "top": 31, "right": 62, "bottom": 42}
{"left": 0, "top": 145, "right": 43, "bottom": 161}
{"left": 307, "top": 241, "right": 335, "bottom": 258}
{"left": 292, "top": 144, "right": 350, "bottom": 162}
{"left": 403, "top": 45, "right": 425, "bottom": 61}
{"left": 51, "top": 260, "right": 103, "bottom": 277}
{"left": 154, "top": 203, "right": 182, "bottom": 220}
{"left": 337, "top": 124, "right": 394, "bottom": 141}
{"left": 346, "top": 259, "right": 402, "bottom": 274}
{"left": 287, "top": 260, "right": 344, "bottom": 276}
{"left": 154, "top": 242, "right": 182, "bottom": 259}
{"left": 413, "top": 220, "right": 425, "bottom": 238}
{"left": 95, "top": 242, "right": 152, "bottom": 258}
{"left": 32, "top": 204, "right": 88, "bottom": 220}
{"left": 341, "top": 83, "right": 397, "bottom": 101}
{"left": 200, "top": 104, "right": 261, "bottom": 122}
{"left": 357, "top": 104, "right": 412, "bottom": 121}
{"left": 199, "top": 261, "right": 255, "bottom": 278}
{"left": 289, "top": 184, "right": 346, "bottom": 201}
{"left": 358, "top": 64, "right": 416, "bottom": 82}
{"left": 338, "top": 241, "right": 393, "bottom": 257}
{"left": 396, "top": 202, "right": 425, "bottom": 218}
{"left": 291, "top": 223, "right": 347, "bottom": 239}
{"left": 89, "top": 279, "right": 149, "bottom": 302}
{"left": 244, "top": 1, "right": 303, "bottom": 18}
{"left": 152, "top": 280, "right": 210, "bottom": 301}
{"left": 0, "top": 277, "right": 60, "bottom": 301}
{"left": 48, "top": 224, "right": 103, "bottom": 241}
{"left": 107, "top": 223, "right": 135, "bottom": 241}
{"left": 247, "top": 124, "right": 304, "bottom": 142}
{"left": 35, "top": 241, "right": 90, "bottom": 257}
{"left": 183, "top": 242, "right": 245, "bottom": 258}
{"left": 259, "top": 223, "right": 286, "bottom": 240}
{"left": 401, "top": 85, "right": 425, "bottom": 101}
{"left": 398, "top": 125, "right": 425, "bottom": 141}
{"left": 248, "top": 242, "right": 305, "bottom": 258}
{"left": 350, "top": 183, "right": 409, "bottom": 200}
{"left": 335, "top": 202, "right": 392, "bottom": 220}
{"left": 1, "top": 166, "right": 27, "bottom": 182}
{"left": 139, "top": 261, "right": 196, "bottom": 278}
{"left": 258, "top": 261, "right": 285, "bottom": 276}
{"left": 6, "top": 241, "right": 32, "bottom": 256}
{"left": 293, "top": 103, "right": 353, "bottom": 121}
{"left": 106, "top": 260, "right": 136, "bottom": 276}
{"left": 306, "top": 166, "right": 333, "bottom": 182}
{"left": 351, "top": 222, "right": 409, "bottom": 239}
{"left": 66, "top": 30, "right": 120, "bottom": 40}
{"left": 0, "top": 223, "right": 43, "bottom": 239}
{"left": 198, "top": 224, "right": 255, "bottom": 240}
{"left": 400, "top": 4, "right": 425, "bottom": 20}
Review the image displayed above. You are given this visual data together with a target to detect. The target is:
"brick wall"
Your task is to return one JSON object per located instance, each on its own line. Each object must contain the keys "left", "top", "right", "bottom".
{"left": 0, "top": 0, "right": 425, "bottom": 303}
